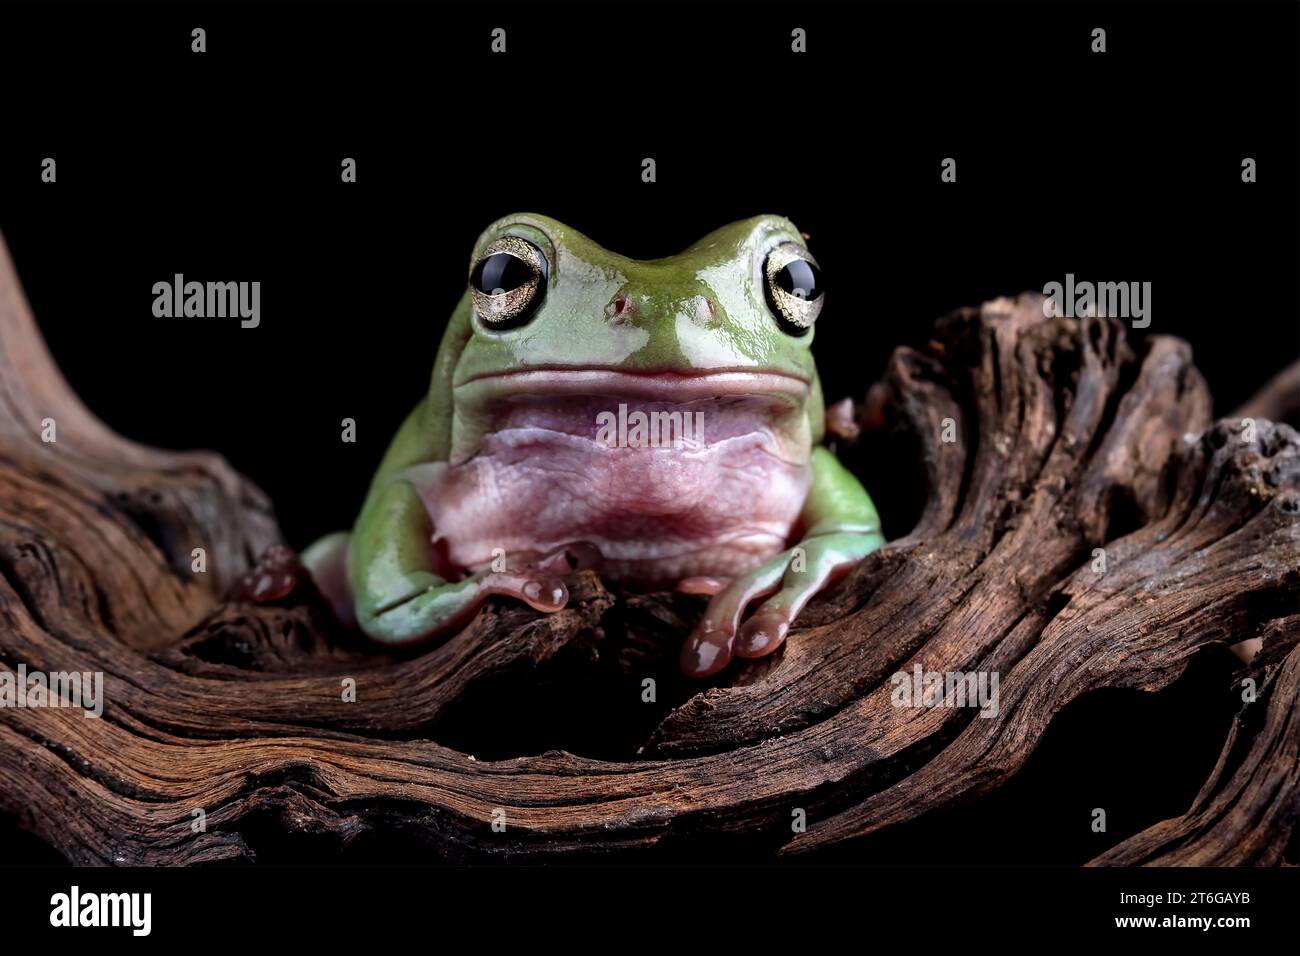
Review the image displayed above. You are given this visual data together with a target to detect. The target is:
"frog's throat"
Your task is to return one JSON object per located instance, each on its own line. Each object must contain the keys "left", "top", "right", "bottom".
{"left": 445, "top": 367, "right": 814, "bottom": 470}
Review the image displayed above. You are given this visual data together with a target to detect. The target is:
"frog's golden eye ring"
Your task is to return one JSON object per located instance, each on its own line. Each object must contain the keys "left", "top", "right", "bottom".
{"left": 763, "top": 242, "right": 823, "bottom": 336}
{"left": 469, "top": 236, "right": 549, "bottom": 329}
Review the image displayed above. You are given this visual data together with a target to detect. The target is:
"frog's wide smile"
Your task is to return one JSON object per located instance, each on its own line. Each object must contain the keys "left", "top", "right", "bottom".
{"left": 453, "top": 367, "right": 811, "bottom": 403}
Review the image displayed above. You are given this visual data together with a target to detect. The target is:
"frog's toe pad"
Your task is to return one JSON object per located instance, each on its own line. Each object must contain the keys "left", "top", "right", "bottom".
{"left": 675, "top": 576, "right": 732, "bottom": 596}
{"left": 481, "top": 572, "right": 569, "bottom": 613}
{"left": 734, "top": 609, "right": 791, "bottom": 658}
{"left": 231, "top": 544, "right": 314, "bottom": 606}
{"left": 678, "top": 531, "right": 884, "bottom": 678}
{"left": 679, "top": 621, "right": 734, "bottom": 677}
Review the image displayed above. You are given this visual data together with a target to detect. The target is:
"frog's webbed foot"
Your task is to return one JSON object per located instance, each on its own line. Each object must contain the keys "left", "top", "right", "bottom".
{"left": 360, "top": 541, "right": 601, "bottom": 647}
{"left": 362, "top": 568, "right": 568, "bottom": 646}
{"left": 678, "top": 531, "right": 884, "bottom": 678}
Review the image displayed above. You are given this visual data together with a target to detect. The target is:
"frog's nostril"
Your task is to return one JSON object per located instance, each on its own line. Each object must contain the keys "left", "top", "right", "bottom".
{"left": 608, "top": 294, "right": 635, "bottom": 320}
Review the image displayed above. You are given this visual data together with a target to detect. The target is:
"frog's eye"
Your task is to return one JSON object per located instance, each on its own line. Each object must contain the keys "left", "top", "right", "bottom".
{"left": 762, "top": 242, "right": 823, "bottom": 335}
{"left": 469, "top": 236, "right": 549, "bottom": 329}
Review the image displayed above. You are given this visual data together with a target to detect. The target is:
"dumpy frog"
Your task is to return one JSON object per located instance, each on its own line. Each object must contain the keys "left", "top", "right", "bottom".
{"left": 304, "top": 214, "right": 884, "bottom": 677}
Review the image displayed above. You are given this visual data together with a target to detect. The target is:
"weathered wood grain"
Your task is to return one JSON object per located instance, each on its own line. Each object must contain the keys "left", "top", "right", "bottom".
{"left": 1, "top": 238, "right": 1294, "bottom": 865}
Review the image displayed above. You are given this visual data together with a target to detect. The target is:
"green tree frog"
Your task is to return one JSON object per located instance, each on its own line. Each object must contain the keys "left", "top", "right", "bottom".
{"left": 303, "top": 214, "right": 885, "bottom": 678}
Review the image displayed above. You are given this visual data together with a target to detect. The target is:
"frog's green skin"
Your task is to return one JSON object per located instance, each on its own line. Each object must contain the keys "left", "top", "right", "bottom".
{"left": 303, "top": 214, "right": 884, "bottom": 678}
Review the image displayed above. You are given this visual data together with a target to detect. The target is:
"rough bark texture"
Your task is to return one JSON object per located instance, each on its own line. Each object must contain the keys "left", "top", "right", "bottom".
{"left": 1, "top": 234, "right": 1296, "bottom": 866}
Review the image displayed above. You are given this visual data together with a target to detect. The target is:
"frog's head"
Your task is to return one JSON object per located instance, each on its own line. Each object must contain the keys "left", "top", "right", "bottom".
{"left": 455, "top": 212, "right": 822, "bottom": 383}
{"left": 446, "top": 214, "right": 826, "bottom": 463}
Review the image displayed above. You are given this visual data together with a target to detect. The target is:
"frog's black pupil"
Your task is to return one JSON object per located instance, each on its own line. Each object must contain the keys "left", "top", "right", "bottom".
{"left": 473, "top": 253, "right": 533, "bottom": 294}
{"left": 777, "top": 259, "right": 821, "bottom": 301}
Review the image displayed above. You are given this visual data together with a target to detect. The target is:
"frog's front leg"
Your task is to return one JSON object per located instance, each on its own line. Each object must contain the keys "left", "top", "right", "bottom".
{"left": 679, "top": 447, "right": 885, "bottom": 677}
{"left": 349, "top": 480, "right": 569, "bottom": 646}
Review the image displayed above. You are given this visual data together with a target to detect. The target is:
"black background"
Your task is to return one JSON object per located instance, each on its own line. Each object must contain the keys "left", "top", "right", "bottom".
{"left": 1, "top": 1, "right": 1296, "bottom": 548}
{"left": 0, "top": 1, "right": 1297, "bottom": 875}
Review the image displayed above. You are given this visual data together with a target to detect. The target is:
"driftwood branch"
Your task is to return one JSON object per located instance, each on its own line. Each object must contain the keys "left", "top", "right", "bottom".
{"left": 1231, "top": 359, "right": 1300, "bottom": 429}
{"left": 0, "top": 237, "right": 1295, "bottom": 865}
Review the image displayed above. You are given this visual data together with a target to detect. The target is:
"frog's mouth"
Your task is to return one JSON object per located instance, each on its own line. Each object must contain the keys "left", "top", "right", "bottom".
{"left": 454, "top": 367, "right": 811, "bottom": 403}
{"left": 450, "top": 367, "right": 813, "bottom": 466}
